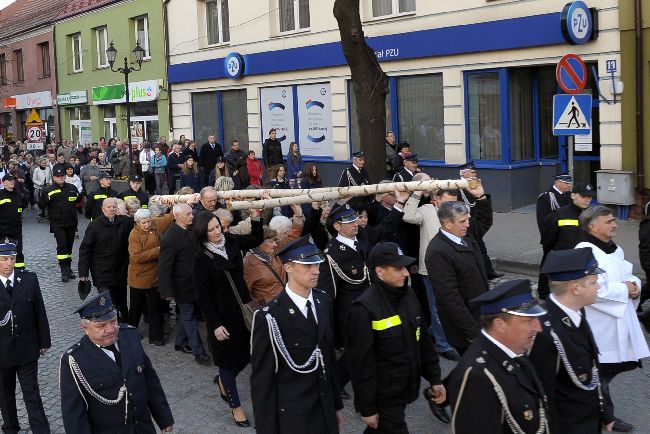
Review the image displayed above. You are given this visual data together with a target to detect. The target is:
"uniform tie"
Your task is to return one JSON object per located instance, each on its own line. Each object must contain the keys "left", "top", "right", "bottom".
{"left": 102, "top": 343, "right": 122, "bottom": 368}
{"left": 5, "top": 280, "right": 12, "bottom": 296}
{"left": 306, "top": 300, "right": 317, "bottom": 329}
{"left": 353, "top": 241, "right": 359, "bottom": 251}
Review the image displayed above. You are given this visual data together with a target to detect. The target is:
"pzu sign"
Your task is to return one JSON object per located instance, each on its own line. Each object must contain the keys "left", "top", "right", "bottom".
{"left": 561, "top": 1, "right": 595, "bottom": 45}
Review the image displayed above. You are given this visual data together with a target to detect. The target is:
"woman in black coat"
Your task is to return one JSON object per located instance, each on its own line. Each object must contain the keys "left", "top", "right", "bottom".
{"left": 192, "top": 211, "right": 263, "bottom": 428}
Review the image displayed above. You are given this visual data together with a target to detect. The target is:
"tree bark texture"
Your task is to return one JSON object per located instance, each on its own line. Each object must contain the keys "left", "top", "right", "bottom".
{"left": 334, "top": 0, "right": 389, "bottom": 184}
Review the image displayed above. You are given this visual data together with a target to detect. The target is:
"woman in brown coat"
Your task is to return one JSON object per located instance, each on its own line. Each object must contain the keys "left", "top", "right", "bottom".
{"left": 127, "top": 208, "right": 168, "bottom": 345}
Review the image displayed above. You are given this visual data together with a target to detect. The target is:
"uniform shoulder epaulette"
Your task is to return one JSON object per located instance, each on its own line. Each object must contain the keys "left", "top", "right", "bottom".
{"left": 537, "top": 191, "right": 549, "bottom": 199}
{"left": 261, "top": 298, "right": 280, "bottom": 313}
{"left": 473, "top": 350, "right": 489, "bottom": 365}
{"left": 64, "top": 340, "right": 83, "bottom": 355}
{"left": 313, "top": 288, "right": 331, "bottom": 298}
{"left": 120, "top": 324, "right": 136, "bottom": 330}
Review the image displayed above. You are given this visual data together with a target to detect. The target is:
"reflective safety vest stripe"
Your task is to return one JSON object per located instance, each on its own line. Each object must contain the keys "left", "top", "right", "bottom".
{"left": 94, "top": 194, "right": 108, "bottom": 199}
{"left": 56, "top": 254, "right": 72, "bottom": 260}
{"left": 371, "top": 315, "right": 402, "bottom": 331}
{"left": 0, "top": 199, "right": 11, "bottom": 205}
{"left": 142, "top": 205, "right": 148, "bottom": 208}
{"left": 48, "top": 189, "right": 61, "bottom": 197}
{"left": 68, "top": 195, "right": 77, "bottom": 201}
{"left": 416, "top": 326, "right": 421, "bottom": 341}
{"left": 558, "top": 219, "right": 579, "bottom": 227}
{"left": 17, "top": 208, "right": 22, "bottom": 213}
{"left": 123, "top": 195, "right": 135, "bottom": 200}
{"left": 14, "top": 263, "right": 24, "bottom": 268}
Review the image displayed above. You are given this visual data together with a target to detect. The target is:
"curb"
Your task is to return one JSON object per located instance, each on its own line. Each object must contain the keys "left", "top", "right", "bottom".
{"left": 494, "top": 258, "right": 539, "bottom": 277}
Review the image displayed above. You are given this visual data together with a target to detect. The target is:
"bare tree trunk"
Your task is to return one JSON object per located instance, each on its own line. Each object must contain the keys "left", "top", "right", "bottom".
{"left": 334, "top": 0, "right": 389, "bottom": 183}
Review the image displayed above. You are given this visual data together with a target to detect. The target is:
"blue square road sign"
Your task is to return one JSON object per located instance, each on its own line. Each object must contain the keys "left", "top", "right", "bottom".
{"left": 553, "top": 94, "right": 592, "bottom": 136}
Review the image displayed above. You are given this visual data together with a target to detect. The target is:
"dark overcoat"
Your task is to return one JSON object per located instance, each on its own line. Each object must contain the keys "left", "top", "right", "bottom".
{"left": 158, "top": 223, "right": 197, "bottom": 303}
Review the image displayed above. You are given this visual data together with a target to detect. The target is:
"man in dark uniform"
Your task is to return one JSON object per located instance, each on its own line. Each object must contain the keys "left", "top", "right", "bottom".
{"left": 0, "top": 239, "right": 51, "bottom": 434}
{"left": 199, "top": 134, "right": 224, "bottom": 185}
{"left": 118, "top": 174, "right": 149, "bottom": 208}
{"left": 39, "top": 166, "right": 81, "bottom": 282}
{"left": 0, "top": 174, "right": 27, "bottom": 269}
{"left": 251, "top": 235, "right": 343, "bottom": 434}
{"left": 345, "top": 242, "right": 446, "bottom": 433}
{"left": 537, "top": 182, "right": 593, "bottom": 299}
{"left": 529, "top": 248, "right": 610, "bottom": 433}
{"left": 59, "top": 292, "right": 174, "bottom": 433}
{"left": 262, "top": 128, "right": 283, "bottom": 171}
{"left": 392, "top": 153, "right": 418, "bottom": 183}
{"left": 339, "top": 151, "right": 370, "bottom": 187}
{"left": 318, "top": 197, "right": 407, "bottom": 397}
{"left": 536, "top": 173, "right": 573, "bottom": 235}
{"left": 85, "top": 172, "right": 118, "bottom": 220}
{"left": 447, "top": 279, "right": 549, "bottom": 434}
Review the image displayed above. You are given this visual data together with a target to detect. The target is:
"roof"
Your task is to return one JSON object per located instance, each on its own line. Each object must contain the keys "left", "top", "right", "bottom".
{"left": 55, "top": 0, "right": 123, "bottom": 21}
{"left": 0, "top": 0, "right": 70, "bottom": 41}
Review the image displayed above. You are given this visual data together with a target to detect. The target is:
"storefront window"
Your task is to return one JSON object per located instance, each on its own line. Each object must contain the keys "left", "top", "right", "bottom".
{"left": 133, "top": 101, "right": 158, "bottom": 117}
{"left": 221, "top": 89, "right": 248, "bottom": 148}
{"left": 468, "top": 72, "right": 501, "bottom": 160}
{"left": 509, "top": 69, "right": 534, "bottom": 161}
{"left": 538, "top": 66, "right": 558, "bottom": 159}
{"left": 69, "top": 106, "right": 91, "bottom": 145}
{"left": 192, "top": 92, "right": 218, "bottom": 146}
{"left": 397, "top": 74, "right": 444, "bottom": 160}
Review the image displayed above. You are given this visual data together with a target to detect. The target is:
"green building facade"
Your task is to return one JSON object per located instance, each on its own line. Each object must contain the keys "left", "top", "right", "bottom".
{"left": 54, "top": 0, "right": 168, "bottom": 146}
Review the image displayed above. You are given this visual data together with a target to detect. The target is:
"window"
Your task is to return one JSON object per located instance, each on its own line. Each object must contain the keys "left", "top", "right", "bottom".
{"left": 135, "top": 16, "right": 150, "bottom": 59}
{"left": 206, "top": 0, "right": 229, "bottom": 45}
{"left": 279, "top": 0, "right": 309, "bottom": 32}
{"left": 468, "top": 72, "right": 501, "bottom": 160}
{"left": 221, "top": 89, "right": 248, "bottom": 147}
{"left": 509, "top": 69, "right": 534, "bottom": 161}
{"left": 38, "top": 43, "right": 51, "bottom": 77}
{"left": 397, "top": 74, "right": 444, "bottom": 160}
{"left": 14, "top": 50, "right": 23, "bottom": 82}
{"left": 192, "top": 92, "right": 218, "bottom": 147}
{"left": 372, "top": 0, "right": 415, "bottom": 17}
{"left": 0, "top": 54, "right": 6, "bottom": 85}
{"left": 71, "top": 34, "right": 83, "bottom": 72}
{"left": 537, "top": 66, "right": 558, "bottom": 159}
{"left": 96, "top": 27, "right": 109, "bottom": 68}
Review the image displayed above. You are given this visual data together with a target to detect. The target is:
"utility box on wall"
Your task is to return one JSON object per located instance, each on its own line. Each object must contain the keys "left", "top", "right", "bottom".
{"left": 596, "top": 170, "right": 635, "bottom": 205}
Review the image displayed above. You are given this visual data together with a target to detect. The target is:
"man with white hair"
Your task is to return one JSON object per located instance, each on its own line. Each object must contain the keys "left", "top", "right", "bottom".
{"left": 158, "top": 204, "right": 210, "bottom": 365}
{"left": 192, "top": 186, "right": 218, "bottom": 217}
{"left": 78, "top": 198, "right": 133, "bottom": 318}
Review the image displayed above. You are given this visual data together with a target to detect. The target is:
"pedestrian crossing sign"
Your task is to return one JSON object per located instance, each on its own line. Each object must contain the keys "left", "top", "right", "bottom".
{"left": 553, "top": 94, "right": 592, "bottom": 136}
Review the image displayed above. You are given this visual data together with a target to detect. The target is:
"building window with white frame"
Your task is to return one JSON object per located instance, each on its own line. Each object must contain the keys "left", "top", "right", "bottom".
{"left": 206, "top": 0, "right": 230, "bottom": 45}
{"left": 14, "top": 49, "right": 24, "bottom": 82}
{"left": 96, "top": 26, "right": 109, "bottom": 68}
{"left": 135, "top": 15, "right": 150, "bottom": 59}
{"left": 71, "top": 33, "right": 83, "bottom": 72}
{"left": 279, "top": 0, "right": 309, "bottom": 33}
{"left": 372, "top": 0, "right": 415, "bottom": 18}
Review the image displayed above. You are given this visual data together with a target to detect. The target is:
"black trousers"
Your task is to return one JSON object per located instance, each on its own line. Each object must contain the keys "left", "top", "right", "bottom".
{"left": 363, "top": 404, "right": 408, "bottom": 434}
{"left": 128, "top": 287, "right": 163, "bottom": 341}
{"left": 98, "top": 286, "right": 129, "bottom": 321}
{"left": 143, "top": 172, "right": 156, "bottom": 195}
{"left": 599, "top": 361, "right": 639, "bottom": 423}
{"left": 0, "top": 360, "right": 49, "bottom": 434}
{"left": 52, "top": 226, "right": 76, "bottom": 267}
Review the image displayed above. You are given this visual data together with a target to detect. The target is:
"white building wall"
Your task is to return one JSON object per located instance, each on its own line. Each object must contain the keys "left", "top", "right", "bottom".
{"left": 167, "top": 0, "right": 621, "bottom": 168}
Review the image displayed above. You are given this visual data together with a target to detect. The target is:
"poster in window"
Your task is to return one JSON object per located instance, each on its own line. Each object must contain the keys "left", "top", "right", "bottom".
{"left": 260, "top": 86, "right": 294, "bottom": 154}
{"left": 297, "top": 83, "right": 332, "bottom": 157}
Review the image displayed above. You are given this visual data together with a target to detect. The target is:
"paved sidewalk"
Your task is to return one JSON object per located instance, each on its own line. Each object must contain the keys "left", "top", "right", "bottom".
{"left": 485, "top": 207, "right": 644, "bottom": 278}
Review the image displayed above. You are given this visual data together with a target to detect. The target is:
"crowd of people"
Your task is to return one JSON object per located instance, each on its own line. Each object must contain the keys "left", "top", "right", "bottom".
{"left": 0, "top": 129, "right": 647, "bottom": 434}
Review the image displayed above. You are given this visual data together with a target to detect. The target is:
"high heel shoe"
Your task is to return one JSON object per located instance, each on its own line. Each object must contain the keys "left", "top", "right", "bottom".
{"left": 213, "top": 375, "right": 229, "bottom": 404}
{"left": 231, "top": 409, "right": 250, "bottom": 427}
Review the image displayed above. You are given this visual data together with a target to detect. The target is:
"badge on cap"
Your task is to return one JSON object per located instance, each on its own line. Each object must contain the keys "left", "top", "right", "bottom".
{"left": 99, "top": 296, "right": 106, "bottom": 306}
{"left": 137, "top": 365, "right": 143, "bottom": 373}
{"left": 397, "top": 246, "right": 403, "bottom": 255}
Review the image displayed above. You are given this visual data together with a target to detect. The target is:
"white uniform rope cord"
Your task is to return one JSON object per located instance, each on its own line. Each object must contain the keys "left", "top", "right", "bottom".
{"left": 68, "top": 355, "right": 129, "bottom": 425}
{"left": 326, "top": 254, "right": 369, "bottom": 286}
{"left": 265, "top": 314, "right": 324, "bottom": 376}
{"left": 549, "top": 329, "right": 600, "bottom": 391}
{"left": 549, "top": 192, "right": 560, "bottom": 211}
{"left": 0, "top": 310, "right": 13, "bottom": 334}
{"left": 483, "top": 367, "right": 548, "bottom": 434}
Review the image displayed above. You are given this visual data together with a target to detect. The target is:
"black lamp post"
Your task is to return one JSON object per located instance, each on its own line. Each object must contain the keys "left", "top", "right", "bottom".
{"left": 106, "top": 40, "right": 145, "bottom": 175}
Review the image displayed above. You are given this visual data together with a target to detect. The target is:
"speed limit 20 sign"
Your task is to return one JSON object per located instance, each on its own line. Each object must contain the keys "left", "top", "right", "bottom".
{"left": 27, "top": 126, "right": 43, "bottom": 141}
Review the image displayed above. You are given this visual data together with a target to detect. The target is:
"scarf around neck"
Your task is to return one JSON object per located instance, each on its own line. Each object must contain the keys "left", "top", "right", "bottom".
{"left": 204, "top": 238, "right": 228, "bottom": 259}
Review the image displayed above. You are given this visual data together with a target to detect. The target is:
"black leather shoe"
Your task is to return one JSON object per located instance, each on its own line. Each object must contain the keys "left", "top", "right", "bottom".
{"left": 340, "top": 389, "right": 351, "bottom": 400}
{"left": 195, "top": 354, "right": 211, "bottom": 366}
{"left": 440, "top": 349, "right": 461, "bottom": 361}
{"left": 488, "top": 272, "right": 505, "bottom": 280}
{"left": 611, "top": 418, "right": 633, "bottom": 432}
{"left": 231, "top": 410, "right": 250, "bottom": 427}
{"left": 423, "top": 388, "right": 450, "bottom": 424}
{"left": 61, "top": 273, "right": 69, "bottom": 283}
{"left": 174, "top": 345, "right": 192, "bottom": 354}
{"left": 66, "top": 266, "right": 77, "bottom": 279}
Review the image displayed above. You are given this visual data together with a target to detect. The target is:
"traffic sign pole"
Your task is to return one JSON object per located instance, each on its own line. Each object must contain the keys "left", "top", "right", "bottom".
{"left": 568, "top": 135, "right": 574, "bottom": 180}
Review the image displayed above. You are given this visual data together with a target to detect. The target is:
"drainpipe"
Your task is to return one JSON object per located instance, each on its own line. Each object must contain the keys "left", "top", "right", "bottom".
{"left": 52, "top": 23, "right": 61, "bottom": 144}
{"left": 163, "top": 0, "right": 173, "bottom": 138}
{"left": 635, "top": 0, "right": 646, "bottom": 204}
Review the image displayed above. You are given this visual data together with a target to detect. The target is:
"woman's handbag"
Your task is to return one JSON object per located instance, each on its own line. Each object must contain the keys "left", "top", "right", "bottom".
{"left": 224, "top": 270, "right": 261, "bottom": 331}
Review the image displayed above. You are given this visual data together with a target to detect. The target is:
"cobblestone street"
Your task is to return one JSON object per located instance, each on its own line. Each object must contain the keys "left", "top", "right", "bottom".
{"left": 4, "top": 209, "right": 650, "bottom": 433}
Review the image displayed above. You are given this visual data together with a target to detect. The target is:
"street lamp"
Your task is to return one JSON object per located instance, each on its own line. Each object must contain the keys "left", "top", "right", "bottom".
{"left": 106, "top": 40, "right": 145, "bottom": 175}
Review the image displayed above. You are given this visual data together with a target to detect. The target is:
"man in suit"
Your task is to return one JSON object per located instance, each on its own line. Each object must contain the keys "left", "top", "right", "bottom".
{"left": 339, "top": 151, "right": 370, "bottom": 187}
{"left": 346, "top": 242, "right": 446, "bottom": 432}
{"left": 251, "top": 235, "right": 343, "bottom": 434}
{"left": 198, "top": 134, "right": 224, "bottom": 185}
{"left": 529, "top": 248, "right": 610, "bottom": 433}
{"left": 424, "top": 200, "right": 489, "bottom": 355}
{"left": 0, "top": 239, "right": 50, "bottom": 434}
{"left": 59, "top": 292, "right": 174, "bottom": 433}
{"left": 392, "top": 153, "right": 419, "bottom": 183}
{"left": 448, "top": 279, "right": 550, "bottom": 433}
